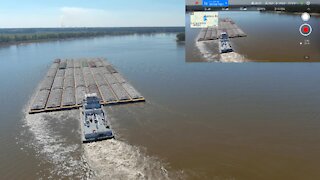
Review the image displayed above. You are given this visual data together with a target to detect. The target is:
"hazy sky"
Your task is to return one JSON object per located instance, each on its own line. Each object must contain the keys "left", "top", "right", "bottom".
{"left": 0, "top": 0, "right": 185, "bottom": 28}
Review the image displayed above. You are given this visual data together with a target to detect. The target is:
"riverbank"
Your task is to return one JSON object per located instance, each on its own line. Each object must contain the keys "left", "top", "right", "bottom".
{"left": 0, "top": 27, "right": 184, "bottom": 46}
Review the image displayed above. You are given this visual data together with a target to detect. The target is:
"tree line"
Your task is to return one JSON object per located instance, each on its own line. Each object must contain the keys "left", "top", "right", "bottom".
{"left": 0, "top": 27, "right": 185, "bottom": 44}
{"left": 0, "top": 32, "right": 129, "bottom": 44}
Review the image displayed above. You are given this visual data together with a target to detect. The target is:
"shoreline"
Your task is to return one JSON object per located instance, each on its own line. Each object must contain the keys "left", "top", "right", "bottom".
{"left": 0, "top": 26, "right": 184, "bottom": 47}
{"left": 0, "top": 32, "right": 183, "bottom": 47}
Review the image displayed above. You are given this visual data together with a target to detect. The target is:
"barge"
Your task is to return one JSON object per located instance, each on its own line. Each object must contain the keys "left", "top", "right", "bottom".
{"left": 197, "top": 18, "right": 247, "bottom": 42}
{"left": 29, "top": 58, "right": 145, "bottom": 114}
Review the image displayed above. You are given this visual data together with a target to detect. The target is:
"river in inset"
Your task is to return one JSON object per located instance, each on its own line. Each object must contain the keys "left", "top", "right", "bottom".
{"left": 0, "top": 33, "right": 320, "bottom": 179}
{"left": 186, "top": 11, "right": 320, "bottom": 62}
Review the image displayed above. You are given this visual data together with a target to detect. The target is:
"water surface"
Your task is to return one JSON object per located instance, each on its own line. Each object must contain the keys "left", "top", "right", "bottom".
{"left": 0, "top": 33, "right": 320, "bottom": 179}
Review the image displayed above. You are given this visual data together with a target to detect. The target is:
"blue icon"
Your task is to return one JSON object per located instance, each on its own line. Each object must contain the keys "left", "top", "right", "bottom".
{"left": 203, "top": 0, "right": 229, "bottom": 7}
{"left": 204, "top": 15, "right": 207, "bottom": 21}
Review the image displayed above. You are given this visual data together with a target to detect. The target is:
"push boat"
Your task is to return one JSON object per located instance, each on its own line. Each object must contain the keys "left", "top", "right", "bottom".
{"left": 219, "top": 32, "right": 233, "bottom": 54}
{"left": 80, "top": 93, "right": 114, "bottom": 143}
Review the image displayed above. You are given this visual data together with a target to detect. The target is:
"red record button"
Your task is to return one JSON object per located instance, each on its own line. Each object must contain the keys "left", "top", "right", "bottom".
{"left": 300, "top": 24, "right": 312, "bottom": 36}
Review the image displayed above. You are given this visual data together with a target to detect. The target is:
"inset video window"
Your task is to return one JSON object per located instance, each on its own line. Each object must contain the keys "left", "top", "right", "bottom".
{"left": 185, "top": 0, "right": 320, "bottom": 62}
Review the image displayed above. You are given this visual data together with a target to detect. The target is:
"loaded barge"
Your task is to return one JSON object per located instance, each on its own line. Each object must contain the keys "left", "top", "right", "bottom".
{"left": 29, "top": 58, "right": 145, "bottom": 114}
{"left": 29, "top": 58, "right": 145, "bottom": 143}
{"left": 197, "top": 18, "right": 247, "bottom": 42}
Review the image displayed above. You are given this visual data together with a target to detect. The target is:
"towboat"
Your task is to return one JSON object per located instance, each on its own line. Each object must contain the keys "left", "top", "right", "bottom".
{"left": 80, "top": 93, "right": 114, "bottom": 143}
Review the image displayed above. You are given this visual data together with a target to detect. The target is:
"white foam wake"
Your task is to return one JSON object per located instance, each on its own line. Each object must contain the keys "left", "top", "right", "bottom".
{"left": 220, "top": 52, "right": 247, "bottom": 63}
{"left": 196, "top": 41, "right": 220, "bottom": 62}
{"left": 196, "top": 40, "right": 247, "bottom": 62}
{"left": 23, "top": 110, "right": 92, "bottom": 179}
{"left": 22, "top": 104, "right": 176, "bottom": 179}
{"left": 84, "top": 140, "right": 171, "bottom": 180}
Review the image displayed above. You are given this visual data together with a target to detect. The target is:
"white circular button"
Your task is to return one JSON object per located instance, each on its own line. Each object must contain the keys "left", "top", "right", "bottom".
{"left": 301, "top": 12, "right": 310, "bottom": 21}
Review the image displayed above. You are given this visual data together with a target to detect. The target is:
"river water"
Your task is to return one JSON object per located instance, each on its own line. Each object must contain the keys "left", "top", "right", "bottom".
{"left": 0, "top": 33, "right": 320, "bottom": 179}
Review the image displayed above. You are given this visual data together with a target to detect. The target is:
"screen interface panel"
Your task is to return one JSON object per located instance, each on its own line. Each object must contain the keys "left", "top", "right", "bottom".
{"left": 186, "top": 0, "right": 320, "bottom": 62}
